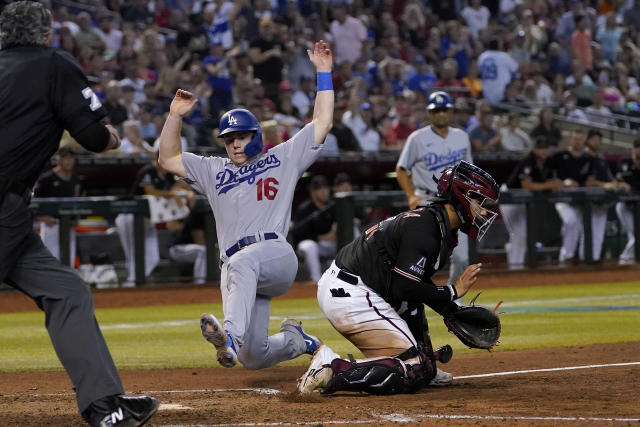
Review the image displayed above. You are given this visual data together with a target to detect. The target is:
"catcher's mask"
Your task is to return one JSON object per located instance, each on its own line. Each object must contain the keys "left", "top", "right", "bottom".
{"left": 436, "top": 161, "right": 499, "bottom": 241}
{"left": 218, "top": 108, "right": 263, "bottom": 158}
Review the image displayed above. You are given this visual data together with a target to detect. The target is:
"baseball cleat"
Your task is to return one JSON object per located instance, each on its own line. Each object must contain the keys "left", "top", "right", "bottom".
{"left": 82, "top": 394, "right": 159, "bottom": 427}
{"left": 200, "top": 313, "right": 238, "bottom": 368}
{"left": 297, "top": 345, "right": 336, "bottom": 393}
{"left": 280, "top": 317, "right": 321, "bottom": 355}
{"left": 428, "top": 367, "right": 453, "bottom": 387}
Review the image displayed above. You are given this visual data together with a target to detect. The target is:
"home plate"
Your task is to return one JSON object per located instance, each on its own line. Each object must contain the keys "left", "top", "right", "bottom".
{"left": 159, "top": 403, "right": 193, "bottom": 410}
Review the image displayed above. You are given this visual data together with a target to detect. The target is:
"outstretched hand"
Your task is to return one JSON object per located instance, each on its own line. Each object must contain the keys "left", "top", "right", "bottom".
{"left": 454, "top": 263, "right": 482, "bottom": 298}
{"left": 307, "top": 40, "right": 332, "bottom": 73}
{"left": 170, "top": 89, "right": 198, "bottom": 118}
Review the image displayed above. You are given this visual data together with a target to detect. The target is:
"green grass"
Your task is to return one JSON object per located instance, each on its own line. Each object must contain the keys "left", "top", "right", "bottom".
{"left": 1, "top": 281, "right": 638, "bottom": 372}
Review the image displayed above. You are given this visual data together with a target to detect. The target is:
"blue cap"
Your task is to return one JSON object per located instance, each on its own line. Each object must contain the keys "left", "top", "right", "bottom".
{"left": 360, "top": 102, "right": 372, "bottom": 111}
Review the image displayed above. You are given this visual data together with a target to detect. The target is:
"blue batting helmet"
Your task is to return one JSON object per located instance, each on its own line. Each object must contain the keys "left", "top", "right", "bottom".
{"left": 426, "top": 91, "right": 454, "bottom": 110}
{"left": 218, "top": 108, "right": 263, "bottom": 158}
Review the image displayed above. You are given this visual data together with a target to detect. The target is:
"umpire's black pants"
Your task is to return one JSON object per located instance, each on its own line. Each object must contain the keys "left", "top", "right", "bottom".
{"left": 1, "top": 193, "right": 124, "bottom": 412}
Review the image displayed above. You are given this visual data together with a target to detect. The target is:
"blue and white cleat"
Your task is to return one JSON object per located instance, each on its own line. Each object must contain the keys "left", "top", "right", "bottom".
{"left": 280, "top": 317, "right": 321, "bottom": 355}
{"left": 200, "top": 313, "right": 238, "bottom": 368}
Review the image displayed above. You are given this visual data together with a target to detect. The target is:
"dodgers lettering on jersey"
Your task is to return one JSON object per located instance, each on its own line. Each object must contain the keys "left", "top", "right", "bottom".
{"left": 182, "top": 123, "right": 321, "bottom": 259}
{"left": 423, "top": 148, "right": 468, "bottom": 171}
{"left": 216, "top": 154, "right": 281, "bottom": 194}
{"left": 397, "top": 126, "right": 473, "bottom": 193}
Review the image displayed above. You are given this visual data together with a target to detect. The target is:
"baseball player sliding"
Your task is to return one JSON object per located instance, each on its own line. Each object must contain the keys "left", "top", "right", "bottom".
{"left": 158, "top": 40, "right": 334, "bottom": 369}
{"left": 396, "top": 91, "right": 473, "bottom": 291}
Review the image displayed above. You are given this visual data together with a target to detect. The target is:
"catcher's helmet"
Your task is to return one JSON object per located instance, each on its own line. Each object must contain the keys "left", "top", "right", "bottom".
{"left": 218, "top": 108, "right": 263, "bottom": 158}
{"left": 426, "top": 91, "right": 454, "bottom": 110}
{"left": 437, "top": 161, "right": 499, "bottom": 241}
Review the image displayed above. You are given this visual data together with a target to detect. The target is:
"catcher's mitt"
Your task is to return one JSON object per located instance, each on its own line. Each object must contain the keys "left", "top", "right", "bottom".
{"left": 443, "top": 301, "right": 501, "bottom": 350}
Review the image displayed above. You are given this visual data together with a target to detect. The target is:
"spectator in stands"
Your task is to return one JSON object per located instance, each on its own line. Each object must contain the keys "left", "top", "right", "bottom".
{"left": 249, "top": 17, "right": 285, "bottom": 102}
{"left": 546, "top": 41, "right": 573, "bottom": 79}
{"left": 433, "top": 58, "right": 468, "bottom": 99}
{"left": 291, "top": 175, "right": 336, "bottom": 282}
{"left": 103, "top": 80, "right": 128, "bottom": 127}
{"left": 74, "top": 11, "right": 105, "bottom": 52}
{"left": 530, "top": 107, "right": 563, "bottom": 148}
{"left": 500, "top": 113, "right": 532, "bottom": 152}
{"left": 453, "top": 97, "right": 478, "bottom": 132}
{"left": 169, "top": 211, "right": 207, "bottom": 285}
{"left": 139, "top": 106, "right": 159, "bottom": 143}
{"left": 385, "top": 103, "right": 416, "bottom": 150}
{"left": 615, "top": 139, "right": 640, "bottom": 264}
{"left": 121, "top": 85, "right": 140, "bottom": 119}
{"left": 555, "top": 0, "right": 595, "bottom": 43}
{"left": 597, "top": 13, "right": 623, "bottom": 64}
{"left": 329, "top": 100, "right": 360, "bottom": 152}
{"left": 550, "top": 129, "right": 594, "bottom": 264}
{"left": 597, "top": 69, "right": 625, "bottom": 110}
{"left": 291, "top": 75, "right": 314, "bottom": 119}
{"left": 585, "top": 89, "right": 614, "bottom": 125}
{"left": 120, "top": 120, "right": 156, "bottom": 157}
{"left": 261, "top": 119, "right": 284, "bottom": 152}
{"left": 477, "top": 38, "right": 519, "bottom": 105}
{"left": 330, "top": 3, "right": 367, "bottom": 65}
{"left": 407, "top": 56, "right": 437, "bottom": 96}
{"left": 509, "top": 30, "right": 531, "bottom": 65}
{"left": 469, "top": 108, "right": 501, "bottom": 152}
{"left": 202, "top": 0, "right": 243, "bottom": 50}
{"left": 571, "top": 13, "right": 593, "bottom": 71}
{"left": 34, "top": 147, "right": 84, "bottom": 268}
{"left": 462, "top": 60, "right": 482, "bottom": 98}
{"left": 204, "top": 41, "right": 238, "bottom": 120}
{"left": 461, "top": 0, "right": 490, "bottom": 39}
{"left": 501, "top": 137, "right": 563, "bottom": 269}
{"left": 96, "top": 14, "right": 122, "bottom": 54}
{"left": 440, "top": 22, "right": 473, "bottom": 80}
{"left": 559, "top": 92, "right": 589, "bottom": 123}
{"left": 343, "top": 78, "right": 380, "bottom": 152}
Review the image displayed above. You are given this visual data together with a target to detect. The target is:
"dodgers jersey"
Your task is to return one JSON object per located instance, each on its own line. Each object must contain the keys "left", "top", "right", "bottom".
{"left": 182, "top": 123, "right": 321, "bottom": 259}
{"left": 396, "top": 125, "right": 473, "bottom": 193}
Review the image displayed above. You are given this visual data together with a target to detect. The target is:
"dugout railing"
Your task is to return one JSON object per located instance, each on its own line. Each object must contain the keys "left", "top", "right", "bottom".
{"left": 29, "top": 189, "right": 640, "bottom": 285}
{"left": 334, "top": 189, "right": 640, "bottom": 269}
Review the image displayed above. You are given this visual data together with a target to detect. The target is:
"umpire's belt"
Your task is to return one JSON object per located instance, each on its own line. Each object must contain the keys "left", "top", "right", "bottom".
{"left": 225, "top": 232, "right": 279, "bottom": 258}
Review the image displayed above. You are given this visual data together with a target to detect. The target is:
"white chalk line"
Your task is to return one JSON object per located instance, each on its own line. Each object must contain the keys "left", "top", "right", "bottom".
{"left": 156, "top": 412, "right": 640, "bottom": 427}
{"left": 454, "top": 361, "right": 640, "bottom": 379}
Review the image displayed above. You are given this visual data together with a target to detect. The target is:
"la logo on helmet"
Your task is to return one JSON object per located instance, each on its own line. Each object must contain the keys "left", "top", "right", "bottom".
{"left": 228, "top": 115, "right": 238, "bottom": 126}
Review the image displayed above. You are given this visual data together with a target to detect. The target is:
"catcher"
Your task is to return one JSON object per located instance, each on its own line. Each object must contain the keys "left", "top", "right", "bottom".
{"left": 298, "top": 161, "right": 501, "bottom": 395}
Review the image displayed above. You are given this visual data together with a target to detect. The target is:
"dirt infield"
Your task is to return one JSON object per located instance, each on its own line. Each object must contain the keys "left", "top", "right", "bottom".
{"left": 1, "top": 266, "right": 639, "bottom": 426}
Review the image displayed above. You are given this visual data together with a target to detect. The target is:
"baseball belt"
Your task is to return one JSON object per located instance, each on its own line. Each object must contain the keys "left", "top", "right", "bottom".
{"left": 225, "top": 232, "right": 278, "bottom": 258}
{"left": 336, "top": 268, "right": 358, "bottom": 285}
{"left": 1, "top": 177, "right": 33, "bottom": 205}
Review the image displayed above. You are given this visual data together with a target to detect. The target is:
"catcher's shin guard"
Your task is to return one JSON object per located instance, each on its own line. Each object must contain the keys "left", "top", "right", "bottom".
{"left": 322, "top": 356, "right": 429, "bottom": 395}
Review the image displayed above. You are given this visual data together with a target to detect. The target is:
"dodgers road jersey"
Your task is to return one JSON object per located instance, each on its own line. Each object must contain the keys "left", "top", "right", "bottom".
{"left": 182, "top": 123, "right": 320, "bottom": 259}
{"left": 396, "top": 126, "right": 472, "bottom": 193}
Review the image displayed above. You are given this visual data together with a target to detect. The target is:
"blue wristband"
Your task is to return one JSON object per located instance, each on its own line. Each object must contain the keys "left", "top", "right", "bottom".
{"left": 317, "top": 72, "right": 333, "bottom": 91}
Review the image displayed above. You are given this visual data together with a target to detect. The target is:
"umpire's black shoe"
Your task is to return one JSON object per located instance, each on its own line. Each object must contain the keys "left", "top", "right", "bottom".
{"left": 82, "top": 395, "right": 159, "bottom": 427}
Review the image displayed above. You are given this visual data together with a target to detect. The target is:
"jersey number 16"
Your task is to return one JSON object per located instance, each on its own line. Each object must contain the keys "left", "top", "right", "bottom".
{"left": 257, "top": 178, "right": 279, "bottom": 201}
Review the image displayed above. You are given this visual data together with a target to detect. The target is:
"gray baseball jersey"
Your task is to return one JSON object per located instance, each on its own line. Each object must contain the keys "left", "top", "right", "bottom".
{"left": 182, "top": 123, "right": 320, "bottom": 260}
{"left": 396, "top": 125, "right": 473, "bottom": 194}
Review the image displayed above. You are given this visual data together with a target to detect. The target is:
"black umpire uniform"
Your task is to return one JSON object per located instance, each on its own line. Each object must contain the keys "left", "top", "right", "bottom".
{"left": 0, "top": 44, "right": 124, "bottom": 411}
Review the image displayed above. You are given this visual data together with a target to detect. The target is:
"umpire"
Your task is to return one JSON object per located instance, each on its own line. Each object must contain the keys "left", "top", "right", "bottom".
{"left": 0, "top": 3, "right": 158, "bottom": 426}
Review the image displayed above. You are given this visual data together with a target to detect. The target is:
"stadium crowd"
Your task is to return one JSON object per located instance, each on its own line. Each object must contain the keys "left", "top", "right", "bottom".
{"left": 38, "top": 0, "right": 640, "bottom": 156}
{"left": 14, "top": 0, "right": 640, "bottom": 278}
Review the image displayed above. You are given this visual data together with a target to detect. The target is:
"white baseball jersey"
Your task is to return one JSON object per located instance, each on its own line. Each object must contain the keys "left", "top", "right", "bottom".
{"left": 396, "top": 125, "right": 473, "bottom": 194}
{"left": 182, "top": 123, "right": 321, "bottom": 260}
{"left": 477, "top": 50, "right": 518, "bottom": 104}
